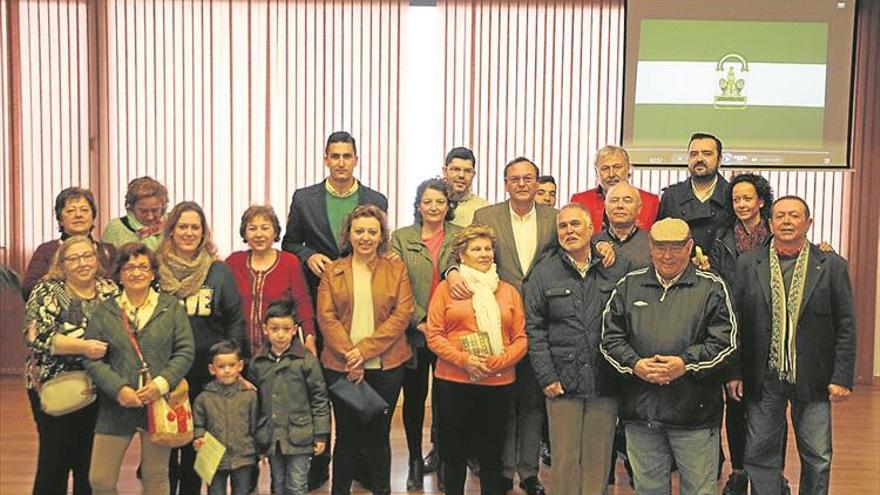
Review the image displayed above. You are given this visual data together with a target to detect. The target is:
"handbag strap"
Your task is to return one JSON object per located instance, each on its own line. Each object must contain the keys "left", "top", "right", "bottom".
{"left": 120, "top": 307, "right": 151, "bottom": 378}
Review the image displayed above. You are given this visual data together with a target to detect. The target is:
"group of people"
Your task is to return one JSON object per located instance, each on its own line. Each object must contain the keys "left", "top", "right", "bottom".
{"left": 17, "top": 130, "right": 855, "bottom": 495}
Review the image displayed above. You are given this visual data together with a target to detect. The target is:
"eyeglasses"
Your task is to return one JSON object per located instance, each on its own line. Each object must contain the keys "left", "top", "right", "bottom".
{"left": 505, "top": 175, "right": 536, "bottom": 185}
{"left": 62, "top": 252, "right": 97, "bottom": 266}
{"left": 122, "top": 263, "right": 152, "bottom": 274}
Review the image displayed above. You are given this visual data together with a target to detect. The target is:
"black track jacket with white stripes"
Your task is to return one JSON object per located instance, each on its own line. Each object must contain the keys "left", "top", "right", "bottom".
{"left": 601, "top": 263, "right": 737, "bottom": 429}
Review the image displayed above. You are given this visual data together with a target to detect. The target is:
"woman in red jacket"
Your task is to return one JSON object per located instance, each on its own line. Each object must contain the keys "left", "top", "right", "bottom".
{"left": 226, "top": 205, "right": 316, "bottom": 357}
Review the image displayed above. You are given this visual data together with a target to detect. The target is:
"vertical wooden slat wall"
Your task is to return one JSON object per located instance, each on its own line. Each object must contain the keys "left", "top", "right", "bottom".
{"left": 441, "top": 0, "right": 849, "bottom": 253}
{"left": 93, "top": 0, "right": 404, "bottom": 255}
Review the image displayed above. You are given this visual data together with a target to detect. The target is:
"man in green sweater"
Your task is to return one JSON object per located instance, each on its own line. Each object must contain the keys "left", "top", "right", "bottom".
{"left": 281, "top": 131, "right": 387, "bottom": 490}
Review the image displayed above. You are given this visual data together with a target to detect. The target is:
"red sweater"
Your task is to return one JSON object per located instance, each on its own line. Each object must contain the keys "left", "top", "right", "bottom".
{"left": 570, "top": 186, "right": 659, "bottom": 232}
{"left": 226, "top": 250, "right": 315, "bottom": 356}
{"left": 426, "top": 280, "right": 527, "bottom": 386}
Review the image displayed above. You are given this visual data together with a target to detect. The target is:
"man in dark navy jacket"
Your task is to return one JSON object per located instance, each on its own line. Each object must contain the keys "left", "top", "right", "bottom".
{"left": 280, "top": 131, "right": 387, "bottom": 490}
{"left": 657, "top": 133, "right": 730, "bottom": 254}
{"left": 729, "top": 196, "right": 856, "bottom": 495}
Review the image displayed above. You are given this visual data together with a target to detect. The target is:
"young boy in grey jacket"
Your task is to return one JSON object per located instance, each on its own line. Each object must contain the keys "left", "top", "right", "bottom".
{"left": 193, "top": 340, "right": 258, "bottom": 495}
{"left": 248, "top": 300, "right": 330, "bottom": 495}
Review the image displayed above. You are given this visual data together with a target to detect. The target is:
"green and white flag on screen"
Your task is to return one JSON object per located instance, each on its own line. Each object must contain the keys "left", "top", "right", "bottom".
{"left": 633, "top": 20, "right": 829, "bottom": 148}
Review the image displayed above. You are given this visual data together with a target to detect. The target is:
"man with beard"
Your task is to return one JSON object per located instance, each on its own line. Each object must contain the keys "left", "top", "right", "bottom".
{"left": 443, "top": 147, "right": 489, "bottom": 227}
{"left": 657, "top": 133, "right": 730, "bottom": 253}
{"left": 571, "top": 145, "right": 659, "bottom": 232}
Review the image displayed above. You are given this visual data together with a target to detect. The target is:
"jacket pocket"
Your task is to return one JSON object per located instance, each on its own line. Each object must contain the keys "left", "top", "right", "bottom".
{"left": 545, "top": 287, "right": 575, "bottom": 319}
{"left": 288, "top": 414, "right": 314, "bottom": 447}
{"left": 549, "top": 348, "right": 579, "bottom": 392}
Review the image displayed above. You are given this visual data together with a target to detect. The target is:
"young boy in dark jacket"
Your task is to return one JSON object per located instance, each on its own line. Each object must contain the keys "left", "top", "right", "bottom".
{"left": 193, "top": 340, "right": 258, "bottom": 495}
{"left": 248, "top": 300, "right": 330, "bottom": 495}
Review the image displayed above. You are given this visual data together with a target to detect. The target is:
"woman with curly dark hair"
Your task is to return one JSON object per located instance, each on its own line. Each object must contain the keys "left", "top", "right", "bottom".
{"left": 390, "top": 178, "right": 461, "bottom": 490}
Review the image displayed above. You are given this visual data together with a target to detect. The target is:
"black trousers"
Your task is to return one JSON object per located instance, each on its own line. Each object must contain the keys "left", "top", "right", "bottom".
{"left": 27, "top": 388, "right": 98, "bottom": 495}
{"left": 325, "top": 366, "right": 404, "bottom": 495}
{"left": 435, "top": 379, "right": 513, "bottom": 495}
{"left": 724, "top": 386, "right": 747, "bottom": 470}
{"left": 402, "top": 346, "right": 437, "bottom": 461}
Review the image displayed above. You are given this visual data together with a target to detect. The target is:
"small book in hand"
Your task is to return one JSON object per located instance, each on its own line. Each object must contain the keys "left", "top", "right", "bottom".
{"left": 460, "top": 331, "right": 493, "bottom": 357}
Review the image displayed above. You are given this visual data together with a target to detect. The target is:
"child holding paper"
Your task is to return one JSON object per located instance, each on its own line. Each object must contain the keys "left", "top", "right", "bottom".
{"left": 248, "top": 300, "right": 330, "bottom": 495}
{"left": 193, "top": 340, "right": 258, "bottom": 495}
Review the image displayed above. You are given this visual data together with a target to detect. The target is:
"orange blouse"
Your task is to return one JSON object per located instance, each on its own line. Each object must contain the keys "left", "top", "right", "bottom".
{"left": 426, "top": 280, "right": 527, "bottom": 386}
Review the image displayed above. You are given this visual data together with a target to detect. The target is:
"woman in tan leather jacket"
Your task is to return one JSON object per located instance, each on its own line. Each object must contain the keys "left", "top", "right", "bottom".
{"left": 316, "top": 204, "right": 414, "bottom": 495}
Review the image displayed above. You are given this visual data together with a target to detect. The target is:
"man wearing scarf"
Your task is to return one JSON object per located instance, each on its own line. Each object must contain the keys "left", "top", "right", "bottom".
{"left": 728, "top": 196, "right": 856, "bottom": 495}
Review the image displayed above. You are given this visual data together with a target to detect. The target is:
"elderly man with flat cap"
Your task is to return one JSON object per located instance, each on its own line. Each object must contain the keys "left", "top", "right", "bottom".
{"left": 601, "top": 218, "right": 737, "bottom": 495}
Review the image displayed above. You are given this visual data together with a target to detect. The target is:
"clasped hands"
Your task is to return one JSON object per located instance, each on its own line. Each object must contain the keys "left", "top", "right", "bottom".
{"left": 463, "top": 354, "right": 492, "bottom": 382}
{"left": 345, "top": 347, "right": 366, "bottom": 384}
{"left": 116, "top": 382, "right": 163, "bottom": 408}
{"left": 634, "top": 355, "right": 686, "bottom": 385}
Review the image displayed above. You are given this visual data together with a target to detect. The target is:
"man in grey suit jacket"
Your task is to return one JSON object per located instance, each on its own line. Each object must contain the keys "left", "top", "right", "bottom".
{"left": 471, "top": 157, "right": 557, "bottom": 495}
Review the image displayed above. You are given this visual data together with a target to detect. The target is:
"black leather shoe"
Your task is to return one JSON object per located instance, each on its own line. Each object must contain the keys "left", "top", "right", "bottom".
{"left": 500, "top": 476, "right": 514, "bottom": 493}
{"left": 307, "top": 463, "right": 329, "bottom": 491}
{"left": 406, "top": 458, "right": 424, "bottom": 491}
{"left": 423, "top": 448, "right": 439, "bottom": 473}
{"left": 722, "top": 471, "right": 748, "bottom": 495}
{"left": 519, "top": 476, "right": 546, "bottom": 495}
{"left": 540, "top": 442, "right": 552, "bottom": 467}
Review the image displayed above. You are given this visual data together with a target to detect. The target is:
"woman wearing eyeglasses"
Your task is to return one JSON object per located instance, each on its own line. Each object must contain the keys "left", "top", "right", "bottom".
{"left": 23, "top": 235, "right": 119, "bottom": 495}
{"left": 83, "top": 242, "right": 194, "bottom": 495}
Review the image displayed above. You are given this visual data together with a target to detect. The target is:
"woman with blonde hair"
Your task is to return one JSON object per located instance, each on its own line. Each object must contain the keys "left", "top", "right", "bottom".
{"left": 156, "top": 201, "right": 245, "bottom": 495}
{"left": 427, "top": 224, "right": 527, "bottom": 495}
{"left": 24, "top": 235, "right": 119, "bottom": 495}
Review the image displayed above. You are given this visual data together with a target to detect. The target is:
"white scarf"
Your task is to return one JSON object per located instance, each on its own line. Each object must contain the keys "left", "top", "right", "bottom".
{"left": 459, "top": 263, "right": 504, "bottom": 356}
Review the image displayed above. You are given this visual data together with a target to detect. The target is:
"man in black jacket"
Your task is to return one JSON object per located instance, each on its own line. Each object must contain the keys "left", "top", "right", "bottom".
{"left": 524, "top": 203, "right": 630, "bottom": 494}
{"left": 728, "top": 196, "right": 856, "bottom": 495}
{"left": 657, "top": 133, "right": 730, "bottom": 254}
{"left": 601, "top": 218, "right": 737, "bottom": 495}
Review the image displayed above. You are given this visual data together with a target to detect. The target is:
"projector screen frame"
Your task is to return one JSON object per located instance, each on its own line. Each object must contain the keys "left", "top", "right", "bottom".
{"left": 620, "top": 0, "right": 859, "bottom": 171}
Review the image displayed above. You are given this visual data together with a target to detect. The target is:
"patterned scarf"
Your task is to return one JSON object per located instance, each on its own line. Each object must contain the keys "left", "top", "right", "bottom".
{"left": 734, "top": 219, "right": 769, "bottom": 254}
{"left": 768, "top": 238, "right": 810, "bottom": 384}
{"left": 459, "top": 263, "right": 504, "bottom": 356}
{"left": 158, "top": 245, "right": 214, "bottom": 299}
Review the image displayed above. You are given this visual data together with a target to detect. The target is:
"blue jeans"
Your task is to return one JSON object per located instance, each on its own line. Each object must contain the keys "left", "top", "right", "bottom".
{"left": 744, "top": 375, "right": 832, "bottom": 495}
{"left": 207, "top": 466, "right": 253, "bottom": 495}
{"left": 625, "top": 423, "right": 720, "bottom": 495}
{"left": 268, "top": 453, "right": 311, "bottom": 495}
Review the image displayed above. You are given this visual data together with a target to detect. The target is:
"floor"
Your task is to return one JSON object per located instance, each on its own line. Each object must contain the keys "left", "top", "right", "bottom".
{"left": 1, "top": 376, "right": 877, "bottom": 494}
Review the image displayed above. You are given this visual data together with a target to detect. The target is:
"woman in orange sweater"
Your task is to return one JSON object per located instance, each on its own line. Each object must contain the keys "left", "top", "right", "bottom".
{"left": 426, "top": 224, "right": 527, "bottom": 495}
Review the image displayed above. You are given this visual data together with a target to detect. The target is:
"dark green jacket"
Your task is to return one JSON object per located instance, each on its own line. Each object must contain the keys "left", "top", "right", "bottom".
{"left": 83, "top": 292, "right": 195, "bottom": 436}
{"left": 390, "top": 222, "right": 461, "bottom": 349}
{"left": 193, "top": 380, "right": 258, "bottom": 470}
{"left": 247, "top": 341, "right": 330, "bottom": 455}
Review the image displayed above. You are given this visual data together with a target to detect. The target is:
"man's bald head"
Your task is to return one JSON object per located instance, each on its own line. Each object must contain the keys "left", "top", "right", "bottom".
{"left": 605, "top": 182, "right": 642, "bottom": 229}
